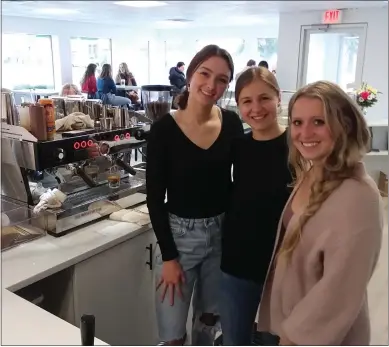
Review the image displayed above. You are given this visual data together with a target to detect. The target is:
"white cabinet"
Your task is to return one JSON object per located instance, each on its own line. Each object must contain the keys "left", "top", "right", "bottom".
{"left": 73, "top": 228, "right": 158, "bottom": 345}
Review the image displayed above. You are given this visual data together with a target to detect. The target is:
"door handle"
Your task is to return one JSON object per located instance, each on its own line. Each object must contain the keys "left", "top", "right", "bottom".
{"left": 146, "top": 243, "right": 153, "bottom": 270}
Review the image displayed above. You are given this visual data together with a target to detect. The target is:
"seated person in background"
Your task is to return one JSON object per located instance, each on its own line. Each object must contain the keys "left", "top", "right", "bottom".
{"left": 81, "top": 63, "right": 98, "bottom": 99}
{"left": 169, "top": 61, "right": 186, "bottom": 92}
{"left": 258, "top": 60, "right": 269, "bottom": 69}
{"left": 115, "top": 62, "right": 137, "bottom": 86}
{"left": 60, "top": 83, "right": 82, "bottom": 97}
{"left": 97, "top": 64, "right": 132, "bottom": 107}
{"left": 115, "top": 62, "right": 140, "bottom": 105}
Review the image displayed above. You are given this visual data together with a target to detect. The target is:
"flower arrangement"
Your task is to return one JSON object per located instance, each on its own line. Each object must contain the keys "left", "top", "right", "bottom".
{"left": 356, "top": 82, "right": 380, "bottom": 111}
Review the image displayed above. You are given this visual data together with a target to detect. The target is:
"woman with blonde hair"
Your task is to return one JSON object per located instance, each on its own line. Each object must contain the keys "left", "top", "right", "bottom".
{"left": 115, "top": 62, "right": 139, "bottom": 104}
{"left": 257, "top": 80, "right": 383, "bottom": 345}
{"left": 115, "top": 62, "right": 137, "bottom": 86}
{"left": 60, "top": 83, "right": 81, "bottom": 97}
{"left": 219, "top": 67, "right": 291, "bottom": 345}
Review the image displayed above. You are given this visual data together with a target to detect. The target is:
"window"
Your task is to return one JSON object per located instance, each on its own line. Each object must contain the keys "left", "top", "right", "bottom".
{"left": 165, "top": 39, "right": 196, "bottom": 80}
{"left": 298, "top": 24, "right": 366, "bottom": 91}
{"left": 2, "top": 33, "right": 55, "bottom": 90}
{"left": 70, "top": 37, "right": 112, "bottom": 86}
{"left": 257, "top": 38, "right": 278, "bottom": 71}
{"left": 120, "top": 40, "right": 149, "bottom": 86}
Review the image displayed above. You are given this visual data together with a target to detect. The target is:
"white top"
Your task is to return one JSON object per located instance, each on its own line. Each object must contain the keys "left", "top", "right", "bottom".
{"left": 2, "top": 193, "right": 149, "bottom": 346}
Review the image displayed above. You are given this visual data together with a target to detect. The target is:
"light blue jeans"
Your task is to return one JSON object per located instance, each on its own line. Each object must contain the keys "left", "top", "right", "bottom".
{"left": 155, "top": 212, "right": 224, "bottom": 345}
{"left": 100, "top": 93, "right": 132, "bottom": 106}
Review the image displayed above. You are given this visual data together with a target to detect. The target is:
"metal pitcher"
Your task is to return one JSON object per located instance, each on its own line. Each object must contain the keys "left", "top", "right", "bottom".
{"left": 112, "top": 107, "right": 123, "bottom": 128}
{"left": 121, "top": 108, "right": 131, "bottom": 127}
{"left": 83, "top": 99, "right": 102, "bottom": 120}
{"left": 64, "top": 99, "right": 82, "bottom": 116}
{"left": 51, "top": 96, "right": 66, "bottom": 119}
{"left": 1, "top": 89, "right": 19, "bottom": 125}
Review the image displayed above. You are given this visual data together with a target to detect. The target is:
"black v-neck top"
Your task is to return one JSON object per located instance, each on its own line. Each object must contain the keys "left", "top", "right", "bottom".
{"left": 146, "top": 109, "right": 244, "bottom": 261}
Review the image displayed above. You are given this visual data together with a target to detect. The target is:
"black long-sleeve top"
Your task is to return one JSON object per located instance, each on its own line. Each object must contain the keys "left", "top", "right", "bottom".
{"left": 146, "top": 109, "right": 244, "bottom": 261}
{"left": 221, "top": 131, "right": 293, "bottom": 284}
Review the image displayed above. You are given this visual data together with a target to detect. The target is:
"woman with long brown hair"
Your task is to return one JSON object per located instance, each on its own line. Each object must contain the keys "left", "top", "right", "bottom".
{"left": 257, "top": 81, "right": 383, "bottom": 345}
{"left": 97, "top": 63, "right": 132, "bottom": 106}
{"left": 146, "top": 45, "right": 243, "bottom": 345}
{"left": 81, "top": 63, "right": 97, "bottom": 99}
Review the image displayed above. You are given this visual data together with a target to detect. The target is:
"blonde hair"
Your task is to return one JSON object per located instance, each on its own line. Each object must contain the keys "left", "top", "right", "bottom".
{"left": 235, "top": 66, "right": 280, "bottom": 103}
{"left": 60, "top": 83, "right": 81, "bottom": 96}
{"left": 116, "top": 62, "right": 134, "bottom": 82}
{"left": 278, "top": 80, "right": 370, "bottom": 261}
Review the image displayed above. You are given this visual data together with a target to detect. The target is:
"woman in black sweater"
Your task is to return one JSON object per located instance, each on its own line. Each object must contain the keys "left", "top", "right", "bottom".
{"left": 146, "top": 45, "right": 243, "bottom": 345}
{"left": 219, "top": 67, "right": 292, "bottom": 345}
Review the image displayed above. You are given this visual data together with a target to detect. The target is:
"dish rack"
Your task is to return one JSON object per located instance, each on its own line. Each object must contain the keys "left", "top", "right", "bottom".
{"left": 1, "top": 197, "right": 46, "bottom": 252}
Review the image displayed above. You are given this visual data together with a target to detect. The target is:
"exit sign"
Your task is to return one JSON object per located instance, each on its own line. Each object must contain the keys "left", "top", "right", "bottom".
{"left": 322, "top": 9, "right": 343, "bottom": 24}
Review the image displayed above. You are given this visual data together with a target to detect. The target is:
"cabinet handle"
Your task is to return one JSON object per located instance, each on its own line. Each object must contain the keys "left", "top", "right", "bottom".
{"left": 146, "top": 243, "right": 153, "bottom": 270}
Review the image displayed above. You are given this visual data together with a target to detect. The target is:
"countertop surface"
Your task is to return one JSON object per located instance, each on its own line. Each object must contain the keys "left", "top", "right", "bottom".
{"left": 2, "top": 193, "right": 150, "bottom": 346}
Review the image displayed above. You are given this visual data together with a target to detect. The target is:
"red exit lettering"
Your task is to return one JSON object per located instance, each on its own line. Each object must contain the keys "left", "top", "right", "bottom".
{"left": 322, "top": 9, "right": 342, "bottom": 24}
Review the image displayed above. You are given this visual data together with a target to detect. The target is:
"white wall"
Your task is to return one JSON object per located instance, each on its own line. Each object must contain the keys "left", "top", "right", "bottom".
{"left": 2, "top": 16, "right": 157, "bottom": 89}
{"left": 277, "top": 7, "right": 388, "bottom": 124}
{"left": 154, "top": 23, "right": 279, "bottom": 84}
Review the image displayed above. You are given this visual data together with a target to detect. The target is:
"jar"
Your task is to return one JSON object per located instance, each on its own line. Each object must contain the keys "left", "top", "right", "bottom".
{"left": 38, "top": 99, "right": 56, "bottom": 140}
{"left": 29, "top": 104, "right": 47, "bottom": 141}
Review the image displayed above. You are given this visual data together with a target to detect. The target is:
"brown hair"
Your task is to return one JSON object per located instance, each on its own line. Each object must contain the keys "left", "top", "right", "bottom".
{"left": 235, "top": 66, "right": 280, "bottom": 104}
{"left": 177, "top": 44, "right": 234, "bottom": 110}
{"left": 278, "top": 80, "right": 370, "bottom": 261}
{"left": 100, "top": 64, "right": 112, "bottom": 79}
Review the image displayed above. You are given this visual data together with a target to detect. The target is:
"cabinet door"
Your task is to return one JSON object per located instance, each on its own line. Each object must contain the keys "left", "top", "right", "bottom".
{"left": 73, "top": 229, "right": 158, "bottom": 345}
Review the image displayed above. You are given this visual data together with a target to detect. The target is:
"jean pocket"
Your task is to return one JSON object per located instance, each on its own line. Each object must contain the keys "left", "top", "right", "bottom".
{"left": 169, "top": 214, "right": 186, "bottom": 237}
{"left": 170, "top": 224, "right": 186, "bottom": 237}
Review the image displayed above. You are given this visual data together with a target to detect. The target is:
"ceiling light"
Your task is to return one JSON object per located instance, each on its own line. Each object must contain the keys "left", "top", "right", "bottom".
{"left": 113, "top": 1, "right": 167, "bottom": 8}
{"left": 155, "top": 20, "right": 190, "bottom": 28}
{"left": 34, "top": 8, "right": 80, "bottom": 15}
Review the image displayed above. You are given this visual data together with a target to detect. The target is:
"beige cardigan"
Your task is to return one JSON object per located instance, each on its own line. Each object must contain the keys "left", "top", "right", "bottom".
{"left": 257, "top": 163, "right": 384, "bottom": 345}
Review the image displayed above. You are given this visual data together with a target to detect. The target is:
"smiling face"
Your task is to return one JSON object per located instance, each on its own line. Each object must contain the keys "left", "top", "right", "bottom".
{"left": 188, "top": 56, "right": 231, "bottom": 106}
{"left": 238, "top": 79, "right": 279, "bottom": 132}
{"left": 290, "top": 97, "right": 334, "bottom": 164}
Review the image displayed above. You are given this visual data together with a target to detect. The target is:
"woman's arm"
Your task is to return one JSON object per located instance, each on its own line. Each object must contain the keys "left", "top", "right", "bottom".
{"left": 146, "top": 121, "right": 179, "bottom": 261}
{"left": 280, "top": 183, "right": 383, "bottom": 345}
{"left": 109, "top": 78, "right": 117, "bottom": 94}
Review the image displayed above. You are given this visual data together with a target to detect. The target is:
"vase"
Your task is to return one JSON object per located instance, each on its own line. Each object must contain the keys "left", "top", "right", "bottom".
{"left": 361, "top": 107, "right": 367, "bottom": 116}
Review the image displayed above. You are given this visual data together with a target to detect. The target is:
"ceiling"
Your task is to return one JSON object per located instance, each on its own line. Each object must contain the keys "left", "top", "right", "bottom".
{"left": 1, "top": 1, "right": 388, "bottom": 28}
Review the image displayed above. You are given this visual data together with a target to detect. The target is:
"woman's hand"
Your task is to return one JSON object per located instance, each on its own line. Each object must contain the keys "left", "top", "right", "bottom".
{"left": 156, "top": 259, "right": 185, "bottom": 306}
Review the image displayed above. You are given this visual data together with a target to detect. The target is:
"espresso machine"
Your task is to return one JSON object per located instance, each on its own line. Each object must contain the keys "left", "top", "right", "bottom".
{"left": 1, "top": 122, "right": 148, "bottom": 237}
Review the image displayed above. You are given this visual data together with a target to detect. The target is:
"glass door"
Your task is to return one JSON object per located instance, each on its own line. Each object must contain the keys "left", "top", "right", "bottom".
{"left": 297, "top": 24, "right": 367, "bottom": 91}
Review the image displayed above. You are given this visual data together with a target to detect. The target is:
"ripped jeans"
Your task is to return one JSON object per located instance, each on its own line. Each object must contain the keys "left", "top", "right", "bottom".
{"left": 155, "top": 212, "right": 224, "bottom": 345}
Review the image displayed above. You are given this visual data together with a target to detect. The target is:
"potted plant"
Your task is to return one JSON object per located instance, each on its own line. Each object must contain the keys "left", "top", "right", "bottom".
{"left": 356, "top": 82, "right": 380, "bottom": 115}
